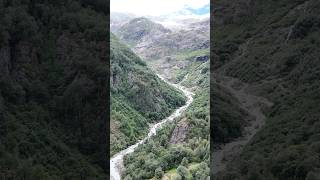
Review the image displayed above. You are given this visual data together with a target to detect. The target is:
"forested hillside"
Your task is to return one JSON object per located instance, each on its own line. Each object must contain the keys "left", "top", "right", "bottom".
{"left": 113, "top": 16, "right": 210, "bottom": 179}
{"left": 212, "top": 0, "right": 320, "bottom": 179}
{"left": 122, "top": 57, "right": 210, "bottom": 179}
{"left": 0, "top": 0, "right": 108, "bottom": 179}
{"left": 212, "top": 82, "right": 251, "bottom": 145}
{"left": 110, "top": 34, "right": 186, "bottom": 156}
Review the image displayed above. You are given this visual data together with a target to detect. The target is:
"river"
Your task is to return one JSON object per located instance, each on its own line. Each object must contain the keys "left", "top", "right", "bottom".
{"left": 110, "top": 74, "right": 194, "bottom": 180}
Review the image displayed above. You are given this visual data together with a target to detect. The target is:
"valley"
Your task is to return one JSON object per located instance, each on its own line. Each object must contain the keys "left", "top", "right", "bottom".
{"left": 110, "top": 12, "right": 209, "bottom": 180}
{"left": 110, "top": 33, "right": 186, "bottom": 157}
{"left": 110, "top": 74, "right": 194, "bottom": 180}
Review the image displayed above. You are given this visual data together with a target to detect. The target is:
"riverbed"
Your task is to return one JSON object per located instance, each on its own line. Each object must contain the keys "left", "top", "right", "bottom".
{"left": 110, "top": 74, "right": 194, "bottom": 180}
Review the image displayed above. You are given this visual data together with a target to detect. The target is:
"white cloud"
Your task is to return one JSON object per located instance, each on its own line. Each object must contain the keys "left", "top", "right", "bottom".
{"left": 110, "top": 0, "right": 209, "bottom": 16}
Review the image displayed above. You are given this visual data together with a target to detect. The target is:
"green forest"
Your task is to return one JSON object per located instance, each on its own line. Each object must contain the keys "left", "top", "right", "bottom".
{"left": 3, "top": 0, "right": 318, "bottom": 179}
{"left": 110, "top": 34, "right": 186, "bottom": 156}
{"left": 0, "top": 0, "right": 108, "bottom": 179}
{"left": 120, "top": 40, "right": 210, "bottom": 179}
{"left": 212, "top": 0, "right": 320, "bottom": 179}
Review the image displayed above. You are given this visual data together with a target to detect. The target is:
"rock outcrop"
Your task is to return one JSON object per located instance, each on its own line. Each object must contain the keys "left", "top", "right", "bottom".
{"left": 169, "top": 119, "right": 189, "bottom": 144}
{"left": 115, "top": 17, "right": 209, "bottom": 60}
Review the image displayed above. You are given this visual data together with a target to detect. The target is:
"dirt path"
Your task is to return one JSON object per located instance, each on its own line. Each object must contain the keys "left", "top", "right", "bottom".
{"left": 212, "top": 74, "right": 273, "bottom": 175}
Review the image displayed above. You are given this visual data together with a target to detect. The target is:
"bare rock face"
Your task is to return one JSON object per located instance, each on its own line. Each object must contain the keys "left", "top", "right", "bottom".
{"left": 115, "top": 17, "right": 209, "bottom": 60}
{"left": 116, "top": 17, "right": 171, "bottom": 46}
{"left": 111, "top": 12, "right": 136, "bottom": 32}
{"left": 170, "top": 119, "right": 189, "bottom": 144}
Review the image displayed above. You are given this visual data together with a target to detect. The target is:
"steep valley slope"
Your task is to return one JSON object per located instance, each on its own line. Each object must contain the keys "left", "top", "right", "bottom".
{"left": 0, "top": 0, "right": 108, "bottom": 178}
{"left": 114, "top": 16, "right": 210, "bottom": 179}
{"left": 110, "top": 34, "right": 186, "bottom": 156}
{"left": 212, "top": 0, "right": 320, "bottom": 179}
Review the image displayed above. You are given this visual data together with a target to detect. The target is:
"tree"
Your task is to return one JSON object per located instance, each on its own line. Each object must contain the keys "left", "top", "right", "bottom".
{"left": 181, "top": 157, "right": 188, "bottom": 167}
{"left": 195, "top": 171, "right": 208, "bottom": 180}
{"left": 173, "top": 174, "right": 182, "bottom": 180}
{"left": 306, "top": 170, "right": 320, "bottom": 180}
{"left": 177, "top": 165, "right": 189, "bottom": 180}
{"left": 155, "top": 167, "right": 164, "bottom": 179}
{"left": 124, "top": 175, "right": 133, "bottom": 180}
{"left": 191, "top": 162, "right": 209, "bottom": 179}
{"left": 160, "top": 134, "right": 167, "bottom": 146}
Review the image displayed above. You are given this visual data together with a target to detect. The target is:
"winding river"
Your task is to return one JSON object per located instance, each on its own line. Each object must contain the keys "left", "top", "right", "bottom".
{"left": 110, "top": 74, "right": 194, "bottom": 180}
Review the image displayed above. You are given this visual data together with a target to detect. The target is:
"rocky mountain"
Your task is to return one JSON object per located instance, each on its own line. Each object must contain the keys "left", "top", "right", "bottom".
{"left": 110, "top": 12, "right": 136, "bottom": 32}
{"left": 134, "top": 25, "right": 209, "bottom": 60}
{"left": 115, "top": 17, "right": 171, "bottom": 47}
{"left": 147, "top": 13, "right": 209, "bottom": 30}
{"left": 110, "top": 33, "right": 186, "bottom": 156}
{"left": 115, "top": 17, "right": 209, "bottom": 60}
{"left": 0, "top": 0, "right": 108, "bottom": 178}
{"left": 117, "top": 15, "right": 210, "bottom": 179}
{"left": 212, "top": 0, "right": 320, "bottom": 179}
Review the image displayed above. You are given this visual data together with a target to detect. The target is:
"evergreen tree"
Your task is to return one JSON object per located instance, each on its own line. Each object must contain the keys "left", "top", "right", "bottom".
{"left": 124, "top": 175, "right": 133, "bottom": 180}
{"left": 155, "top": 167, "right": 164, "bottom": 179}
{"left": 177, "top": 165, "right": 189, "bottom": 180}
{"left": 181, "top": 157, "right": 188, "bottom": 167}
{"left": 174, "top": 174, "right": 182, "bottom": 180}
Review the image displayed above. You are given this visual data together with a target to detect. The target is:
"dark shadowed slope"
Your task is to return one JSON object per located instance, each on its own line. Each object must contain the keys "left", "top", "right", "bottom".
{"left": 0, "top": 0, "right": 108, "bottom": 178}
{"left": 212, "top": 0, "right": 320, "bottom": 179}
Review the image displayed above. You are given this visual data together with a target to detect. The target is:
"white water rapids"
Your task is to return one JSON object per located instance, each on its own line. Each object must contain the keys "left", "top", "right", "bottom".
{"left": 110, "top": 74, "right": 194, "bottom": 180}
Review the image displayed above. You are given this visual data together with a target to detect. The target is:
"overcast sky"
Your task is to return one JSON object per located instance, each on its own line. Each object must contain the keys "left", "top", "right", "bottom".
{"left": 110, "top": 0, "right": 210, "bottom": 17}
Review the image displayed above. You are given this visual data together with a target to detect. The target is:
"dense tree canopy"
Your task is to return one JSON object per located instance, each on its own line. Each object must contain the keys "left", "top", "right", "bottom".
{"left": 0, "top": 0, "right": 108, "bottom": 178}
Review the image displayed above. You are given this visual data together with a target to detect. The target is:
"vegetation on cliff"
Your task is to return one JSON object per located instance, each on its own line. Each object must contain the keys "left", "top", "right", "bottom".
{"left": 120, "top": 36, "right": 210, "bottom": 179}
{"left": 0, "top": 0, "right": 108, "bottom": 179}
{"left": 110, "top": 34, "right": 186, "bottom": 156}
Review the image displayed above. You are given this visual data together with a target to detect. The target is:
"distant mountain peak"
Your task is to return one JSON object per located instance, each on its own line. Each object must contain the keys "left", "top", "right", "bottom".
{"left": 116, "top": 17, "right": 171, "bottom": 45}
{"left": 130, "top": 17, "right": 151, "bottom": 23}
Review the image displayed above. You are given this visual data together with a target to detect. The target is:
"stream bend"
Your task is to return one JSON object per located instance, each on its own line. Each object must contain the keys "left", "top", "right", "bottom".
{"left": 110, "top": 74, "right": 194, "bottom": 180}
